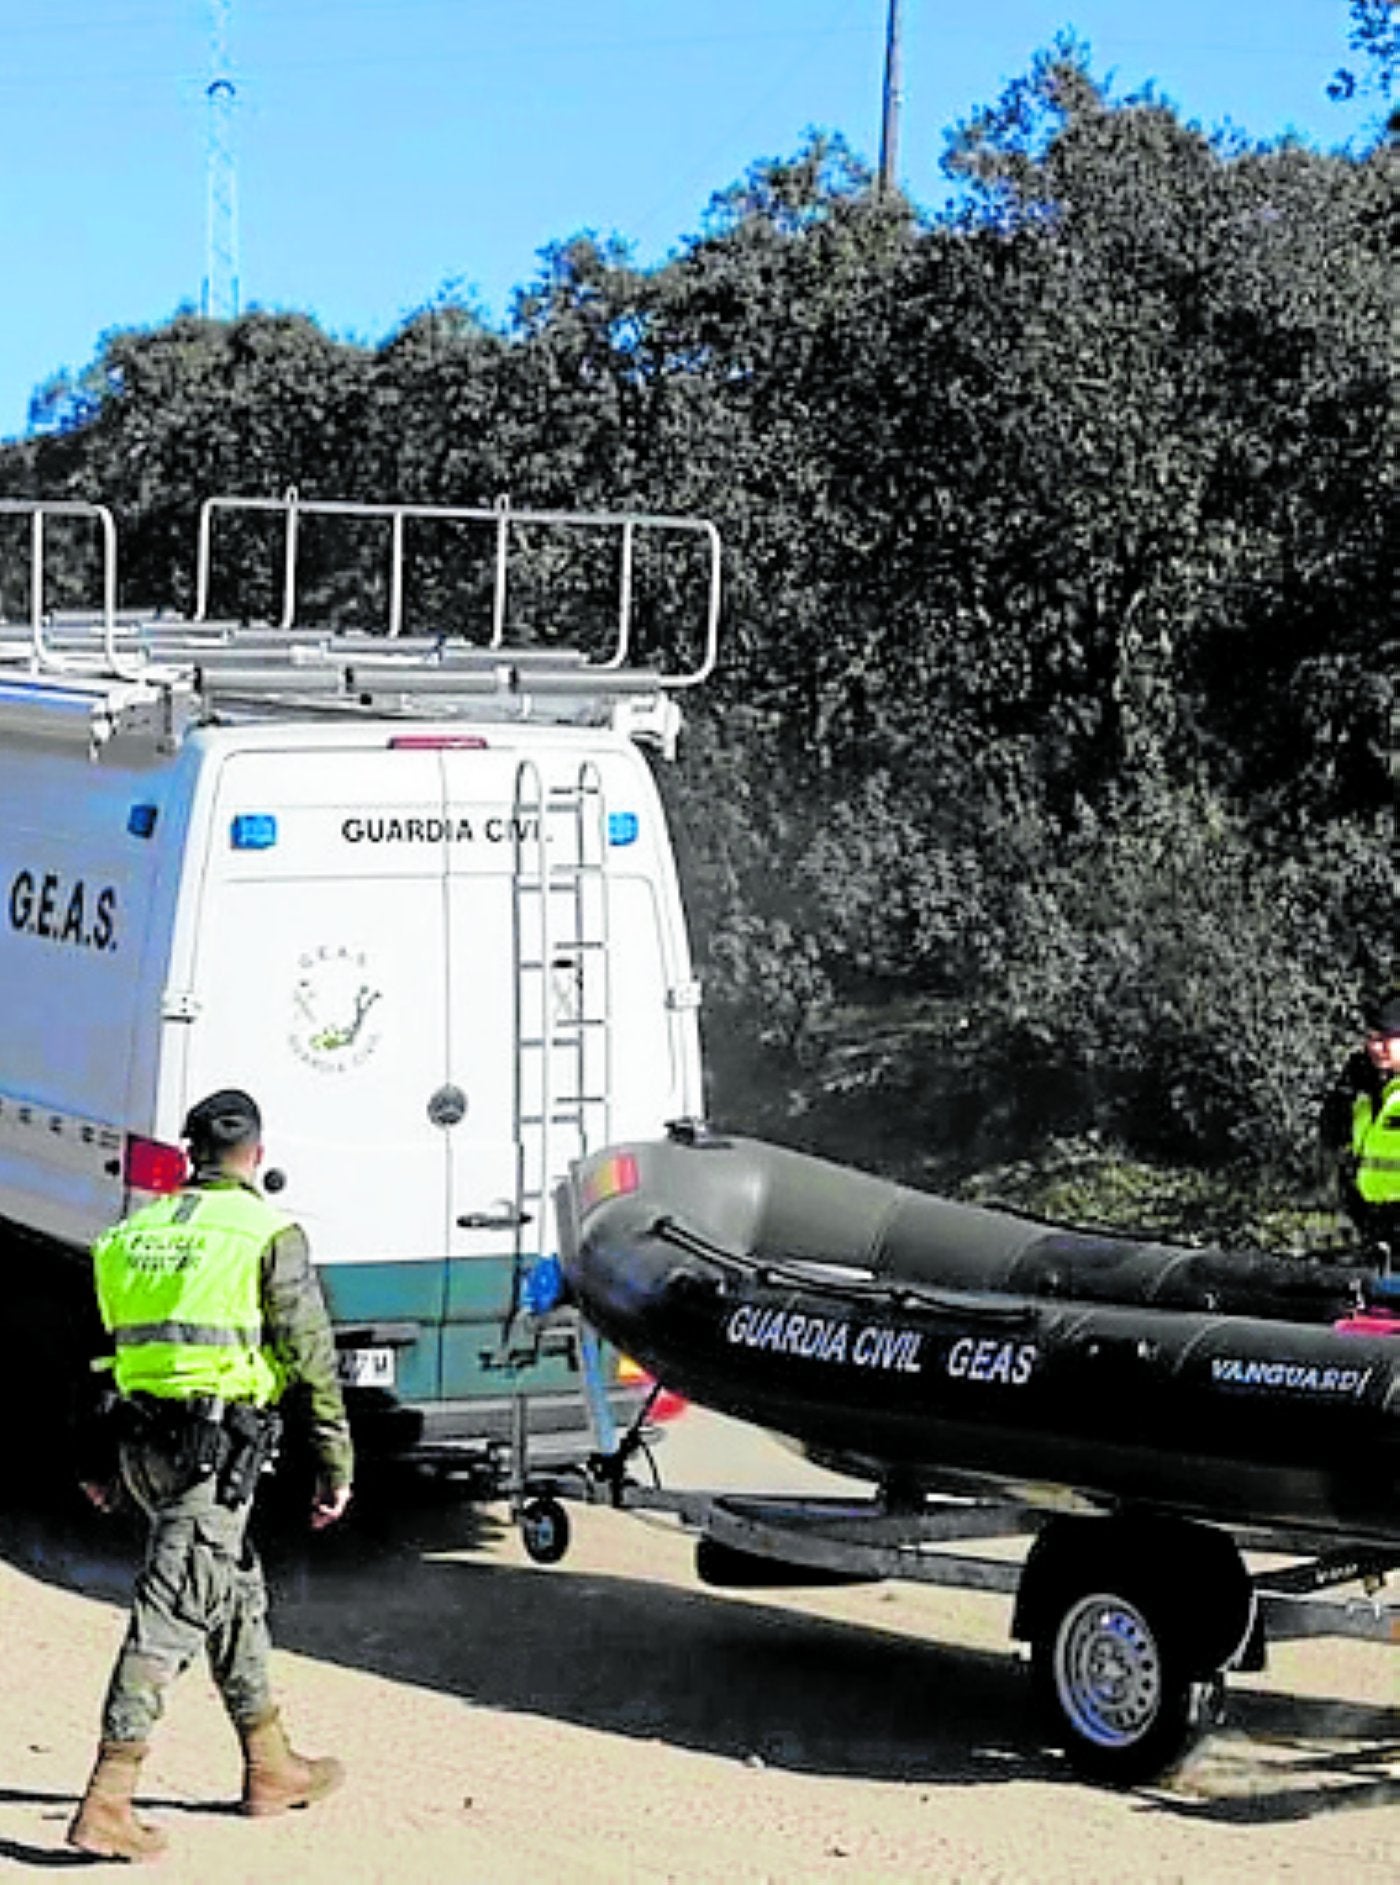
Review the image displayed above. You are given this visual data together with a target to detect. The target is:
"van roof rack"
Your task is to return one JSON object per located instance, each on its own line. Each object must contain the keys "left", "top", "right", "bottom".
{"left": 0, "top": 492, "right": 722, "bottom": 758}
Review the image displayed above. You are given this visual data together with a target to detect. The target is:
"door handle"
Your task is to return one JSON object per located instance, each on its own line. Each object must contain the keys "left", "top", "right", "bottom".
{"left": 457, "top": 1208, "right": 534, "bottom": 1230}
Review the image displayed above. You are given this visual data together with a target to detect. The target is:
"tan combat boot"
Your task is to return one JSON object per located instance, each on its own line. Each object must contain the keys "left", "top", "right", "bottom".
{"left": 239, "top": 1708, "right": 344, "bottom": 1816}
{"left": 66, "top": 1739, "right": 169, "bottom": 1863}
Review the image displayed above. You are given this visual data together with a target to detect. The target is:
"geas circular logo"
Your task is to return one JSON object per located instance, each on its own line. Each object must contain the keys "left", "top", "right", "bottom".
{"left": 289, "top": 945, "right": 383, "bottom": 1074}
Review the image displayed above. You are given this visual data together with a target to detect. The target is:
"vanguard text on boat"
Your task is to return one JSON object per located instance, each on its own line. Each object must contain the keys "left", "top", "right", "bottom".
{"left": 540, "top": 1121, "right": 1400, "bottom": 1782}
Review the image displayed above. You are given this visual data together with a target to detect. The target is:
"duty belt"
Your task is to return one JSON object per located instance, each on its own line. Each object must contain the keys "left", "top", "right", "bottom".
{"left": 118, "top": 1393, "right": 281, "bottom": 1506}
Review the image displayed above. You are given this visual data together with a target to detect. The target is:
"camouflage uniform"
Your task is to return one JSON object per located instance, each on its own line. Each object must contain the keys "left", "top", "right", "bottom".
{"left": 100, "top": 1176, "right": 352, "bottom": 1744}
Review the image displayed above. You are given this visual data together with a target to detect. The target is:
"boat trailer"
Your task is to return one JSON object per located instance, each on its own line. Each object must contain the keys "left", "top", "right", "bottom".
{"left": 503, "top": 1365, "right": 1399, "bottom": 1788}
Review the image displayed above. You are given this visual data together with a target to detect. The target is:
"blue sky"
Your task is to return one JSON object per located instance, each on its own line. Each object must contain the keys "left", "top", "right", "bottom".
{"left": 0, "top": 1, "right": 1380, "bottom": 443}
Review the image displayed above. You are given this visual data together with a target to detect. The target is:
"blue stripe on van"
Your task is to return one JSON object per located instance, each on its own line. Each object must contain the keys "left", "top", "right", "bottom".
{"left": 318, "top": 1256, "right": 607, "bottom": 1405}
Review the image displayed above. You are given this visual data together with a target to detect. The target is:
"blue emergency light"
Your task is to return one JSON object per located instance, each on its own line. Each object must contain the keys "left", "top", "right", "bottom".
{"left": 230, "top": 814, "right": 279, "bottom": 850}
{"left": 607, "top": 811, "right": 639, "bottom": 847}
{"left": 127, "top": 803, "right": 159, "bottom": 839}
{"left": 521, "top": 1255, "right": 566, "bottom": 1315}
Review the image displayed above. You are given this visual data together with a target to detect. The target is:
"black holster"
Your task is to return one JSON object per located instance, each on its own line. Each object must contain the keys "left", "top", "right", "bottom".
{"left": 217, "top": 1402, "right": 282, "bottom": 1509}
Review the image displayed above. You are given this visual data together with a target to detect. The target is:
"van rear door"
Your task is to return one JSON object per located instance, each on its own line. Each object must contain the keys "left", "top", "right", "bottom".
{"left": 181, "top": 734, "right": 700, "bottom": 1423}
{"left": 433, "top": 748, "right": 525, "bottom": 1392}
{"left": 180, "top": 743, "right": 453, "bottom": 1401}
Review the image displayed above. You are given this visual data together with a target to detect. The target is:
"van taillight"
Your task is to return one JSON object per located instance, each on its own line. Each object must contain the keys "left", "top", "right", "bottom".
{"left": 125, "top": 1137, "right": 188, "bottom": 1193}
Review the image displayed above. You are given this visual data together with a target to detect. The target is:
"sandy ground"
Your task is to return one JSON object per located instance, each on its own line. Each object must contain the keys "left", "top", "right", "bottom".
{"left": 1, "top": 1409, "right": 1396, "bottom": 1882}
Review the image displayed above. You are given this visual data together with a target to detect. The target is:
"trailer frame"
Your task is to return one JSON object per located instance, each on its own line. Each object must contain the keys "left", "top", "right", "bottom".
{"left": 504, "top": 1393, "right": 1400, "bottom": 1786}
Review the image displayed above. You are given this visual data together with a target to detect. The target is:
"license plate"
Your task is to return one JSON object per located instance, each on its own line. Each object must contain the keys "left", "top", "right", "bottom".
{"left": 336, "top": 1346, "right": 395, "bottom": 1389}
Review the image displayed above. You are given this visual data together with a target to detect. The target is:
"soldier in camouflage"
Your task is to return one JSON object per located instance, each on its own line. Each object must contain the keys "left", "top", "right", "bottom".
{"left": 68, "top": 1088, "right": 355, "bottom": 1864}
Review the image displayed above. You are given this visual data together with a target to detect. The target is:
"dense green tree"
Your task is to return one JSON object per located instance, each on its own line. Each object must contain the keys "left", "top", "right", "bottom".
{"left": 0, "top": 32, "right": 1390, "bottom": 1198}
{"left": 1330, "top": 0, "right": 1400, "bottom": 126}
{"left": 24, "top": 313, "right": 375, "bottom": 612}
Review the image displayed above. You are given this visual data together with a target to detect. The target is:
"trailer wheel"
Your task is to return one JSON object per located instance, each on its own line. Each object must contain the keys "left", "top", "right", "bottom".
{"left": 519, "top": 1496, "right": 571, "bottom": 1565}
{"left": 1031, "top": 1577, "right": 1206, "bottom": 1786}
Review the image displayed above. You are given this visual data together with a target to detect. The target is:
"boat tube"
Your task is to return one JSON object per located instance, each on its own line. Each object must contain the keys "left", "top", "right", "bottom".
{"left": 556, "top": 1124, "right": 1400, "bottom": 1548}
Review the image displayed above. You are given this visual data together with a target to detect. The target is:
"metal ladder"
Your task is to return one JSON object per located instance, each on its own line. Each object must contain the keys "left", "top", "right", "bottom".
{"left": 506, "top": 757, "right": 613, "bottom": 1341}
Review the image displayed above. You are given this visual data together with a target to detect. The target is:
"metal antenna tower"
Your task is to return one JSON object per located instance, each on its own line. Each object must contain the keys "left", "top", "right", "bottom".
{"left": 878, "top": 0, "right": 904, "bottom": 196}
{"left": 202, "top": 0, "right": 241, "bottom": 320}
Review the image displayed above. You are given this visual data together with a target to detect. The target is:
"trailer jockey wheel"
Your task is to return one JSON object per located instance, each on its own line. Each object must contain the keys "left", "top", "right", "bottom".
{"left": 1032, "top": 1577, "right": 1206, "bottom": 1786}
{"left": 519, "top": 1496, "right": 571, "bottom": 1565}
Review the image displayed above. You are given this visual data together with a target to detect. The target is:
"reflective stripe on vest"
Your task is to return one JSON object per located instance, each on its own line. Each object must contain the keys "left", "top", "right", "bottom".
{"left": 1353, "top": 1082, "right": 1400, "bottom": 1204}
{"left": 113, "top": 1322, "right": 261, "bottom": 1349}
{"left": 94, "top": 1183, "right": 289, "bottom": 1403}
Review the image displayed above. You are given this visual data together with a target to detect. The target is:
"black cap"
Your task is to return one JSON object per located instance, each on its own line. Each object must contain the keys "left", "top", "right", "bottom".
{"left": 1368, "top": 992, "right": 1400, "bottom": 1035}
{"left": 182, "top": 1088, "right": 262, "bottom": 1154}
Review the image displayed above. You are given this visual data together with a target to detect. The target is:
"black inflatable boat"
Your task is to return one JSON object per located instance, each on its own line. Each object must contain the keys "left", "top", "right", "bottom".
{"left": 556, "top": 1125, "right": 1400, "bottom": 1548}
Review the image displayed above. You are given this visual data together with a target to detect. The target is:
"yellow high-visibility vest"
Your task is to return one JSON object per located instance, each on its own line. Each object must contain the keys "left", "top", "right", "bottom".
{"left": 1352, "top": 1081, "right": 1400, "bottom": 1206}
{"left": 94, "top": 1183, "right": 288, "bottom": 1403}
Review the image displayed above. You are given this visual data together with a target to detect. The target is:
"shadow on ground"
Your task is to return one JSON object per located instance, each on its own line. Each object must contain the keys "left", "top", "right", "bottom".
{"left": 2, "top": 1445, "right": 1397, "bottom": 1814}
{"left": 0, "top": 1781, "right": 258, "bottom": 1871}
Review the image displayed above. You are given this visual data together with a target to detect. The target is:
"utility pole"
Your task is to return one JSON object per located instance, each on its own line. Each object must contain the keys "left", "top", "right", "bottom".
{"left": 878, "top": 0, "right": 904, "bottom": 196}
{"left": 202, "top": 0, "right": 241, "bottom": 320}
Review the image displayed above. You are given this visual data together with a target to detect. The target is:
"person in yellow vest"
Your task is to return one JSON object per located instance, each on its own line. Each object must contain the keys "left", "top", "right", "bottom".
{"left": 67, "top": 1088, "right": 355, "bottom": 1864}
{"left": 1321, "top": 993, "right": 1400, "bottom": 1264}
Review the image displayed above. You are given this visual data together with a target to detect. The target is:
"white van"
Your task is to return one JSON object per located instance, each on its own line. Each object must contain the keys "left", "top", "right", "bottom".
{"left": 0, "top": 494, "right": 713, "bottom": 1479}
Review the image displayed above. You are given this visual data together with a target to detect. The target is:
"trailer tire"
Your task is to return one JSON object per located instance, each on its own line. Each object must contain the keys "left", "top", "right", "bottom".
{"left": 519, "top": 1496, "right": 571, "bottom": 1565}
{"left": 1029, "top": 1570, "right": 1208, "bottom": 1787}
